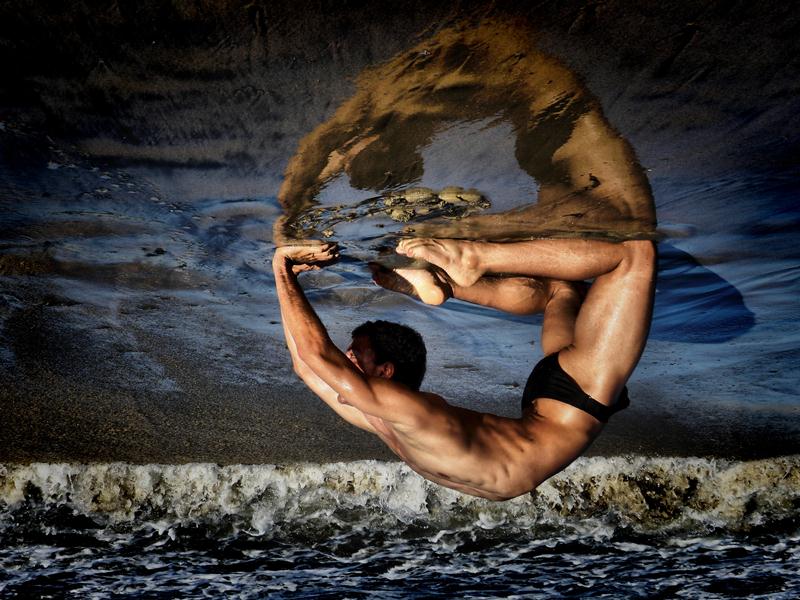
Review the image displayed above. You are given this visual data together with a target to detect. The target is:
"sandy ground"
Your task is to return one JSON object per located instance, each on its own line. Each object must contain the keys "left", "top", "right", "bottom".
{"left": 2, "top": 270, "right": 798, "bottom": 464}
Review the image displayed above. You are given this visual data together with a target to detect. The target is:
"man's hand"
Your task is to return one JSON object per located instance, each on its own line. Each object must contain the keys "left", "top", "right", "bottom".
{"left": 273, "top": 242, "right": 339, "bottom": 274}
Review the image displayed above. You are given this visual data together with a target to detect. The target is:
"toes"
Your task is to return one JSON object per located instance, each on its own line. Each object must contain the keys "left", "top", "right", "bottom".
{"left": 396, "top": 268, "right": 445, "bottom": 305}
{"left": 397, "top": 238, "right": 431, "bottom": 257}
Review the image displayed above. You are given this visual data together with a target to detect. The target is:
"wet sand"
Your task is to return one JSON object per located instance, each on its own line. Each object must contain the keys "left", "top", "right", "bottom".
{"left": 5, "top": 377, "right": 800, "bottom": 464}
{"left": 2, "top": 271, "right": 799, "bottom": 464}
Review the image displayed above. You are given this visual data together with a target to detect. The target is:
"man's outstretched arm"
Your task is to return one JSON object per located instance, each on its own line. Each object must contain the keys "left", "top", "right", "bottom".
{"left": 281, "top": 318, "right": 378, "bottom": 433}
{"left": 273, "top": 245, "right": 426, "bottom": 426}
{"left": 273, "top": 245, "right": 379, "bottom": 432}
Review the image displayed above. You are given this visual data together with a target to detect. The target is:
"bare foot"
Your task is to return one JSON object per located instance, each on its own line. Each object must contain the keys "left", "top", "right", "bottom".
{"left": 369, "top": 263, "right": 451, "bottom": 305}
{"left": 396, "top": 238, "right": 483, "bottom": 287}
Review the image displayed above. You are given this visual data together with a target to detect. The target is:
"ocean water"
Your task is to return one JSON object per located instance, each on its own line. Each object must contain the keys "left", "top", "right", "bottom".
{"left": 3, "top": 2, "right": 800, "bottom": 598}
{"left": 2, "top": 458, "right": 799, "bottom": 598}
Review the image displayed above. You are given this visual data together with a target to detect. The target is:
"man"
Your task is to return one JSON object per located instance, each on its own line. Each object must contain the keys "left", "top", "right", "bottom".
{"left": 273, "top": 237, "right": 655, "bottom": 501}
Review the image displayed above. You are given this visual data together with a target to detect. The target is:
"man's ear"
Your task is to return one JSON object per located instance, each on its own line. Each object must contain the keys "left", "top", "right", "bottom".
{"left": 377, "top": 362, "right": 395, "bottom": 380}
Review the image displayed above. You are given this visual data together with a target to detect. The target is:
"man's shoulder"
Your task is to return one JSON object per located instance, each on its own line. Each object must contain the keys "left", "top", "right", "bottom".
{"left": 366, "top": 377, "right": 445, "bottom": 406}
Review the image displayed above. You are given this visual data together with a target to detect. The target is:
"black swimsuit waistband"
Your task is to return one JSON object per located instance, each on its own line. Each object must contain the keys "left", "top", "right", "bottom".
{"left": 521, "top": 353, "right": 629, "bottom": 423}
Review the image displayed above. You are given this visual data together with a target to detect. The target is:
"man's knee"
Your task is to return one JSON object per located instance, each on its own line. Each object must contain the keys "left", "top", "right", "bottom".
{"left": 546, "top": 279, "right": 586, "bottom": 304}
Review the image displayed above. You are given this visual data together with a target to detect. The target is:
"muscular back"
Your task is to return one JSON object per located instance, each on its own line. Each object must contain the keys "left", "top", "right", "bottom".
{"left": 357, "top": 378, "right": 599, "bottom": 500}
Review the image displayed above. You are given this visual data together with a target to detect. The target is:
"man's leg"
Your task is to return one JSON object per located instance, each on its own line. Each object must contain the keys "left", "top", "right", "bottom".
{"left": 447, "top": 273, "right": 584, "bottom": 363}
{"left": 371, "top": 261, "right": 583, "bottom": 358}
{"left": 539, "top": 280, "right": 584, "bottom": 356}
{"left": 369, "top": 263, "right": 452, "bottom": 306}
{"left": 397, "top": 238, "right": 656, "bottom": 405}
{"left": 371, "top": 261, "right": 582, "bottom": 317}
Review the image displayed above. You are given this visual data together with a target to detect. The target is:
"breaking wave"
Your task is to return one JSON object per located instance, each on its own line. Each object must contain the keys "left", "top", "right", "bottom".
{"left": 2, "top": 456, "right": 799, "bottom": 538}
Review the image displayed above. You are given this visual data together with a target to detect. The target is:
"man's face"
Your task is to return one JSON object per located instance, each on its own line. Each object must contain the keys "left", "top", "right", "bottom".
{"left": 346, "top": 335, "right": 381, "bottom": 376}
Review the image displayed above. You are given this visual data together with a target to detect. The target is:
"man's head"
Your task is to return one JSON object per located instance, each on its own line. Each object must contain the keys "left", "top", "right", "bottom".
{"left": 347, "top": 320, "right": 426, "bottom": 390}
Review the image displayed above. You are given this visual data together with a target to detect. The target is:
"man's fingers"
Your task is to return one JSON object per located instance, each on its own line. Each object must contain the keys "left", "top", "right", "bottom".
{"left": 292, "top": 263, "right": 322, "bottom": 274}
{"left": 277, "top": 241, "right": 340, "bottom": 264}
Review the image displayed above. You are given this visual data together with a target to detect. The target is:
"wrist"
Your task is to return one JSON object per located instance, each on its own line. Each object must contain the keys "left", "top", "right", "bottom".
{"left": 272, "top": 252, "right": 293, "bottom": 273}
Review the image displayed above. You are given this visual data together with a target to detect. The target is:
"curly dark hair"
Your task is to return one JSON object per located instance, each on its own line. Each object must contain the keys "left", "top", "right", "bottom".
{"left": 351, "top": 320, "right": 427, "bottom": 390}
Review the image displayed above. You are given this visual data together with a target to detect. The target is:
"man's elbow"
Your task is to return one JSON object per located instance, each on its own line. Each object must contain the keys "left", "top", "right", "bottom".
{"left": 294, "top": 338, "right": 328, "bottom": 368}
{"left": 290, "top": 350, "right": 321, "bottom": 382}
{"left": 292, "top": 360, "right": 307, "bottom": 379}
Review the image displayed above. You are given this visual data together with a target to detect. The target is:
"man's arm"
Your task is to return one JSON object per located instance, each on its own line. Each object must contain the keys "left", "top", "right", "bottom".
{"left": 272, "top": 245, "right": 427, "bottom": 426}
{"left": 272, "top": 245, "right": 377, "bottom": 431}
{"left": 280, "top": 312, "right": 377, "bottom": 433}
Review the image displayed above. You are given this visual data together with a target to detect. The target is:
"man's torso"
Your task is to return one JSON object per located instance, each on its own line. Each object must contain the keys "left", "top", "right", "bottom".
{"left": 363, "top": 385, "right": 600, "bottom": 500}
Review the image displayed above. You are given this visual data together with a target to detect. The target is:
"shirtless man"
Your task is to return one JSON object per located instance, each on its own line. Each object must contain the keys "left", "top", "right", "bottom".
{"left": 273, "top": 237, "right": 655, "bottom": 500}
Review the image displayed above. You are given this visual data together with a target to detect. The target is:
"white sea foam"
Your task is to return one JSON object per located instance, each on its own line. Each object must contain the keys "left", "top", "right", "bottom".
{"left": 1, "top": 455, "right": 798, "bottom": 537}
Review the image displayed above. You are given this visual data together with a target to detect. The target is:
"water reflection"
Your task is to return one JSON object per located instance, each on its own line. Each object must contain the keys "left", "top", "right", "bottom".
{"left": 279, "top": 19, "right": 656, "bottom": 244}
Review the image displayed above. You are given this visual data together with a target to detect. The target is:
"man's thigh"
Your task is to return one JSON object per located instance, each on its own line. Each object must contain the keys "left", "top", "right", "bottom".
{"left": 558, "top": 241, "right": 656, "bottom": 405}
{"left": 540, "top": 280, "right": 583, "bottom": 356}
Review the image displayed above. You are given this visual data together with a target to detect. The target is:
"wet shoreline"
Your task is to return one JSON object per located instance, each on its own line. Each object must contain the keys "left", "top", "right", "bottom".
{"left": 3, "top": 291, "right": 799, "bottom": 465}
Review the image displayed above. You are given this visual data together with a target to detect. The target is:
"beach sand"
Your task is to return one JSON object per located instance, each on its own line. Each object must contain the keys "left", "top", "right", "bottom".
{"left": 2, "top": 271, "right": 798, "bottom": 464}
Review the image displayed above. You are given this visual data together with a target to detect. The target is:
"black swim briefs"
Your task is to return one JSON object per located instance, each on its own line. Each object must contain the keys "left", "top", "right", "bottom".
{"left": 521, "top": 353, "right": 629, "bottom": 423}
